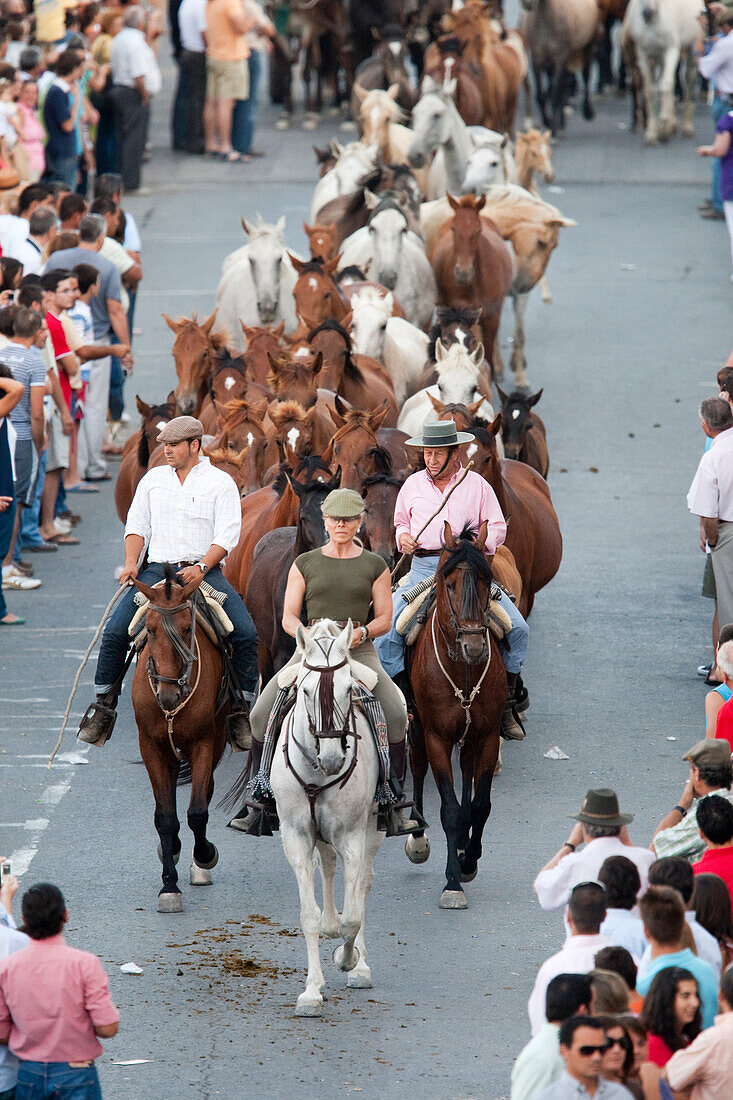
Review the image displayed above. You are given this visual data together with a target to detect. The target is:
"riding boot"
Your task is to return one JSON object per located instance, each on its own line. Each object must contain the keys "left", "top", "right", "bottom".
{"left": 501, "top": 672, "right": 527, "bottom": 741}
{"left": 227, "top": 739, "right": 279, "bottom": 835}
{"left": 225, "top": 701, "right": 252, "bottom": 752}
{"left": 77, "top": 690, "right": 119, "bottom": 747}
{"left": 380, "top": 739, "right": 424, "bottom": 838}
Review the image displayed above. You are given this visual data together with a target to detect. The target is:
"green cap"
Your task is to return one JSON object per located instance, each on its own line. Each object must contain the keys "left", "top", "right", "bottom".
{"left": 321, "top": 488, "right": 365, "bottom": 518}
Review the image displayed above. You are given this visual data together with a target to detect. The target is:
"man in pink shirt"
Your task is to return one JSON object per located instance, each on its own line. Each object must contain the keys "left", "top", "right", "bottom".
{"left": 0, "top": 883, "right": 119, "bottom": 1100}
{"left": 374, "top": 420, "right": 529, "bottom": 739}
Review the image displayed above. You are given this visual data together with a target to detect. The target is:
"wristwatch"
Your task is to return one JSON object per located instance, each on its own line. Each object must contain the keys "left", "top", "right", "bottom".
{"left": 198, "top": 562, "right": 208, "bottom": 575}
{"left": 361, "top": 626, "right": 369, "bottom": 644}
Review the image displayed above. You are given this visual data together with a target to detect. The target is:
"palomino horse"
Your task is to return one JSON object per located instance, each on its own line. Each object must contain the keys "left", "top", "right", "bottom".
{"left": 131, "top": 569, "right": 225, "bottom": 913}
{"left": 354, "top": 85, "right": 411, "bottom": 165}
{"left": 269, "top": 621, "right": 383, "bottom": 1016}
{"left": 514, "top": 129, "right": 555, "bottom": 304}
{"left": 519, "top": 0, "right": 600, "bottom": 135}
{"left": 495, "top": 386, "right": 549, "bottom": 477}
{"left": 349, "top": 287, "right": 428, "bottom": 405}
{"left": 304, "top": 318, "right": 399, "bottom": 426}
{"left": 338, "top": 199, "right": 437, "bottom": 330}
{"left": 114, "top": 397, "right": 177, "bottom": 523}
{"left": 164, "top": 310, "right": 226, "bottom": 416}
{"left": 215, "top": 217, "right": 299, "bottom": 350}
{"left": 304, "top": 221, "right": 340, "bottom": 261}
{"left": 431, "top": 194, "right": 514, "bottom": 375}
{"left": 406, "top": 523, "right": 507, "bottom": 909}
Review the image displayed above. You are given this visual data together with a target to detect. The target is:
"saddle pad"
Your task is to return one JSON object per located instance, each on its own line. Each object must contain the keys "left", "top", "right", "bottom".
{"left": 276, "top": 656, "right": 379, "bottom": 692}
{"left": 128, "top": 594, "right": 233, "bottom": 637}
{"left": 397, "top": 593, "right": 513, "bottom": 644}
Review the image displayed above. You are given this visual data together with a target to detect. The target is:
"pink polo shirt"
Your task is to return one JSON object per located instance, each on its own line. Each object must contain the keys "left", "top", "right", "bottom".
{"left": 0, "top": 934, "right": 119, "bottom": 1062}
{"left": 394, "top": 466, "right": 507, "bottom": 554}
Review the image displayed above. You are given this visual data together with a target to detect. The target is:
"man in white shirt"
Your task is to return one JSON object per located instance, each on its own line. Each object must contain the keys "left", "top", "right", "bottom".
{"left": 78, "top": 416, "right": 257, "bottom": 750}
{"left": 175, "top": 0, "right": 207, "bottom": 154}
{"left": 528, "top": 883, "right": 610, "bottom": 1036}
{"left": 12, "top": 205, "right": 56, "bottom": 277}
{"left": 688, "top": 397, "right": 733, "bottom": 640}
{"left": 110, "top": 7, "right": 162, "bottom": 191}
{"left": 534, "top": 789, "right": 656, "bottom": 915}
{"left": 511, "top": 973, "right": 592, "bottom": 1100}
{"left": 0, "top": 182, "right": 52, "bottom": 258}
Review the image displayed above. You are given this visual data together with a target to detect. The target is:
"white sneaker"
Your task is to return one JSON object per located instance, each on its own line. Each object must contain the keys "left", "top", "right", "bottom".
{"left": 53, "top": 519, "right": 72, "bottom": 534}
{"left": 2, "top": 568, "right": 41, "bottom": 590}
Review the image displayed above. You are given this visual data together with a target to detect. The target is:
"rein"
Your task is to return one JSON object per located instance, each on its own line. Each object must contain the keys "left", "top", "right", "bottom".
{"left": 430, "top": 606, "right": 491, "bottom": 750}
{"left": 145, "top": 598, "right": 202, "bottom": 760}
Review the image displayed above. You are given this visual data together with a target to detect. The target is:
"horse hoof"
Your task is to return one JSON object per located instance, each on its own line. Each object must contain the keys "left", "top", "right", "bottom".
{"left": 460, "top": 866, "right": 478, "bottom": 883}
{"left": 682, "top": 124, "right": 694, "bottom": 138}
{"left": 405, "top": 834, "right": 430, "bottom": 864}
{"left": 295, "top": 993, "right": 323, "bottom": 1017}
{"left": 333, "top": 944, "right": 360, "bottom": 972}
{"left": 193, "top": 845, "right": 219, "bottom": 871}
{"left": 347, "top": 967, "right": 373, "bottom": 989}
{"left": 189, "top": 863, "right": 213, "bottom": 886}
{"left": 439, "top": 889, "right": 468, "bottom": 910}
{"left": 157, "top": 891, "right": 183, "bottom": 913}
{"left": 157, "top": 844, "right": 180, "bottom": 866}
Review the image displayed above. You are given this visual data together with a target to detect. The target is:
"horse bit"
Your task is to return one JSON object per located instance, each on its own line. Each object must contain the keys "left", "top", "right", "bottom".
{"left": 145, "top": 597, "right": 202, "bottom": 760}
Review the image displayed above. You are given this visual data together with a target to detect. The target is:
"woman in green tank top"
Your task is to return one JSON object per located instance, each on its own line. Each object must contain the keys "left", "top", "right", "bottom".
{"left": 248, "top": 487, "right": 408, "bottom": 754}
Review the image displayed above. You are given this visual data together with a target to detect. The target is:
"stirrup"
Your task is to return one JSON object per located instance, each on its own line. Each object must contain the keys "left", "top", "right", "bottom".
{"left": 77, "top": 699, "right": 117, "bottom": 746}
{"left": 378, "top": 797, "right": 428, "bottom": 837}
{"left": 227, "top": 798, "right": 279, "bottom": 836}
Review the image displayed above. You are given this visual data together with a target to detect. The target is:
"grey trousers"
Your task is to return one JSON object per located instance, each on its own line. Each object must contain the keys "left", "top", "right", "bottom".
{"left": 713, "top": 520, "right": 733, "bottom": 631}
{"left": 111, "top": 85, "right": 149, "bottom": 191}
{"left": 251, "top": 639, "right": 407, "bottom": 744}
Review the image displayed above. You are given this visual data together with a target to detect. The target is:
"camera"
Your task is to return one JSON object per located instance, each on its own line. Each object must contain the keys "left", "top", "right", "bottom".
{"left": 1, "top": 862, "right": 11, "bottom": 881}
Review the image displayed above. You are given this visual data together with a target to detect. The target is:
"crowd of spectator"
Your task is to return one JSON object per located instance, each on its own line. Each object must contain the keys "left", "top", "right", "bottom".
{"left": 511, "top": 755, "right": 733, "bottom": 1098}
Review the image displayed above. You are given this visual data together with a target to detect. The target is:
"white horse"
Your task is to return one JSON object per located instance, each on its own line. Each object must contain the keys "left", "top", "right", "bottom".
{"left": 621, "top": 0, "right": 699, "bottom": 145}
{"left": 270, "top": 621, "right": 383, "bottom": 1018}
{"left": 461, "top": 136, "right": 519, "bottom": 194}
{"left": 310, "top": 141, "right": 380, "bottom": 223}
{"left": 397, "top": 340, "right": 496, "bottom": 437}
{"left": 214, "top": 216, "right": 299, "bottom": 349}
{"left": 338, "top": 202, "right": 437, "bottom": 330}
{"left": 350, "top": 286, "right": 429, "bottom": 405}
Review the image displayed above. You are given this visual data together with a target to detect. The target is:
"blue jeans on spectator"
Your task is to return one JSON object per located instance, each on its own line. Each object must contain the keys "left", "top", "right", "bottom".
{"left": 43, "top": 155, "right": 78, "bottom": 190}
{"left": 15, "top": 450, "right": 46, "bottom": 558}
{"left": 712, "top": 95, "right": 728, "bottom": 212}
{"left": 95, "top": 564, "right": 259, "bottom": 697}
{"left": 0, "top": 1086, "right": 16, "bottom": 1100}
{"left": 0, "top": 495, "right": 15, "bottom": 619}
{"left": 108, "top": 335, "right": 124, "bottom": 422}
{"left": 232, "top": 49, "right": 262, "bottom": 155}
{"left": 15, "top": 1061, "right": 102, "bottom": 1100}
{"left": 55, "top": 480, "right": 67, "bottom": 518}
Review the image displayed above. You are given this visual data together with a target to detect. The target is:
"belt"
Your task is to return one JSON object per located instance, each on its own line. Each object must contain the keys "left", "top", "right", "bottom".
{"left": 308, "top": 619, "right": 364, "bottom": 628}
{"left": 153, "top": 560, "right": 213, "bottom": 571}
{"left": 412, "top": 549, "right": 441, "bottom": 558}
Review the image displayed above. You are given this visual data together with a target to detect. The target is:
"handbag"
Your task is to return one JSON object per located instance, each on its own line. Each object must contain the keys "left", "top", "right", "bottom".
{"left": 0, "top": 162, "right": 20, "bottom": 190}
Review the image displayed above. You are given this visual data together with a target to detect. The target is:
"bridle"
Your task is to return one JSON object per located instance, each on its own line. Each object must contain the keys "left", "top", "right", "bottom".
{"left": 439, "top": 563, "right": 493, "bottom": 660}
{"left": 145, "top": 597, "right": 201, "bottom": 760}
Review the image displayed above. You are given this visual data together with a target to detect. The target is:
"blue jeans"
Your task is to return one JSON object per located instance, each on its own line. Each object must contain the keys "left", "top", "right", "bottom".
{"left": 712, "top": 95, "right": 728, "bottom": 212}
{"left": 16, "top": 450, "right": 46, "bottom": 558}
{"left": 43, "top": 155, "right": 78, "bottom": 191}
{"left": 95, "top": 563, "right": 259, "bottom": 697}
{"left": 108, "top": 336, "right": 124, "bottom": 422}
{"left": 15, "top": 1061, "right": 101, "bottom": 1100}
{"left": 232, "top": 50, "right": 261, "bottom": 155}
{"left": 374, "top": 554, "right": 529, "bottom": 676}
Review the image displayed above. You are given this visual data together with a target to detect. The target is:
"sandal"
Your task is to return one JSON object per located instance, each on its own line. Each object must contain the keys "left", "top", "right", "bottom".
{"left": 46, "top": 533, "right": 80, "bottom": 546}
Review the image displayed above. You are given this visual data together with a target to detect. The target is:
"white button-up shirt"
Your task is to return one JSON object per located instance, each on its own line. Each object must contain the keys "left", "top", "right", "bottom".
{"left": 533, "top": 1070, "right": 634, "bottom": 1100}
{"left": 111, "top": 27, "right": 162, "bottom": 95}
{"left": 510, "top": 1022, "right": 563, "bottom": 1100}
{"left": 178, "top": 0, "right": 207, "bottom": 52}
{"left": 125, "top": 457, "right": 241, "bottom": 562}
{"left": 699, "top": 30, "right": 733, "bottom": 95}
{"left": 534, "top": 837, "right": 656, "bottom": 912}
{"left": 688, "top": 426, "right": 733, "bottom": 521}
{"left": 528, "top": 933, "right": 610, "bottom": 1036}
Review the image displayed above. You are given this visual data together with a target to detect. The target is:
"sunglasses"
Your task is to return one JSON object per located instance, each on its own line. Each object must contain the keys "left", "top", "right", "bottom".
{"left": 577, "top": 1044, "right": 608, "bottom": 1057}
{"left": 605, "top": 1037, "right": 629, "bottom": 1051}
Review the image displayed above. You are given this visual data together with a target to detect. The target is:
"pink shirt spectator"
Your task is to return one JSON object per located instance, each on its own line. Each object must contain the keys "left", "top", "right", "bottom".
{"left": 0, "top": 933, "right": 119, "bottom": 1062}
{"left": 394, "top": 466, "right": 507, "bottom": 555}
{"left": 17, "top": 103, "right": 45, "bottom": 179}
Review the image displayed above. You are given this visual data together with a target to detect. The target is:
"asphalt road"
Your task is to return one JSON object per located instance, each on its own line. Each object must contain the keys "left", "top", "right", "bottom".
{"left": 1, "top": 49, "right": 731, "bottom": 1100}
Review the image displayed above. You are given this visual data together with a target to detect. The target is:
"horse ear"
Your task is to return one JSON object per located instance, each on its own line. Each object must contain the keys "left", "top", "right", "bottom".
{"left": 443, "top": 520, "right": 457, "bottom": 550}
{"left": 329, "top": 403, "right": 346, "bottom": 429}
{"left": 310, "top": 350, "right": 323, "bottom": 376}
{"left": 241, "top": 217, "right": 251, "bottom": 236}
{"left": 528, "top": 388, "right": 543, "bottom": 407}
{"left": 428, "top": 391, "right": 445, "bottom": 413}
{"left": 495, "top": 384, "right": 508, "bottom": 406}
{"left": 135, "top": 395, "right": 151, "bottom": 416}
{"left": 275, "top": 216, "right": 286, "bottom": 236}
{"left": 341, "top": 310, "right": 353, "bottom": 331}
{"left": 283, "top": 443, "right": 298, "bottom": 468}
{"left": 304, "top": 404, "right": 318, "bottom": 427}
{"left": 471, "top": 343, "right": 484, "bottom": 367}
{"left": 364, "top": 190, "right": 380, "bottom": 210}
{"left": 324, "top": 254, "right": 341, "bottom": 276}
{"left": 548, "top": 216, "right": 577, "bottom": 228}
{"left": 489, "top": 412, "right": 502, "bottom": 437}
{"left": 295, "top": 622, "right": 310, "bottom": 653}
{"left": 274, "top": 319, "right": 286, "bottom": 340}
{"left": 266, "top": 350, "right": 281, "bottom": 373}
{"left": 213, "top": 398, "right": 228, "bottom": 423}
{"left": 179, "top": 573, "right": 206, "bottom": 601}
{"left": 387, "top": 82, "right": 400, "bottom": 100}
{"left": 253, "top": 397, "right": 269, "bottom": 420}
{"left": 132, "top": 577, "right": 159, "bottom": 602}
{"left": 467, "top": 395, "right": 484, "bottom": 417}
{"left": 435, "top": 336, "right": 447, "bottom": 361}
{"left": 162, "top": 312, "right": 182, "bottom": 334}
{"left": 447, "top": 193, "right": 459, "bottom": 211}
{"left": 303, "top": 221, "right": 313, "bottom": 235}
{"left": 333, "top": 393, "right": 348, "bottom": 419}
{"left": 542, "top": 130, "right": 551, "bottom": 142}
{"left": 475, "top": 520, "right": 488, "bottom": 551}
{"left": 368, "top": 399, "right": 390, "bottom": 432}
{"left": 469, "top": 307, "right": 482, "bottom": 324}
{"left": 337, "top": 620, "right": 353, "bottom": 652}
{"left": 383, "top": 291, "right": 394, "bottom": 313}
{"left": 354, "top": 83, "right": 367, "bottom": 102}
{"left": 288, "top": 252, "right": 307, "bottom": 274}
{"left": 202, "top": 309, "right": 218, "bottom": 335}
{"left": 475, "top": 194, "right": 486, "bottom": 212}
{"left": 331, "top": 139, "right": 343, "bottom": 156}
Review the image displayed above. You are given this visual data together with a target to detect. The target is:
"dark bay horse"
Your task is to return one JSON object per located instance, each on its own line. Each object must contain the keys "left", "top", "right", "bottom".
{"left": 495, "top": 386, "right": 549, "bottom": 478}
{"left": 407, "top": 522, "right": 507, "bottom": 909}
{"left": 131, "top": 568, "right": 226, "bottom": 912}
{"left": 359, "top": 450, "right": 404, "bottom": 568}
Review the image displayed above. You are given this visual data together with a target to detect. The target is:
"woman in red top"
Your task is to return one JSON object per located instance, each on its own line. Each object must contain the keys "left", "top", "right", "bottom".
{"left": 640, "top": 967, "right": 702, "bottom": 1067}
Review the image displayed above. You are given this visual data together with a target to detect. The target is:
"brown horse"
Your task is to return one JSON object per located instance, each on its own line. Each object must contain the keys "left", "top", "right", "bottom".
{"left": 322, "top": 401, "right": 392, "bottom": 489}
{"left": 131, "top": 568, "right": 226, "bottom": 912}
{"left": 263, "top": 399, "right": 317, "bottom": 473}
{"left": 432, "top": 194, "right": 514, "bottom": 375}
{"left": 164, "top": 310, "right": 226, "bottom": 415}
{"left": 211, "top": 397, "right": 270, "bottom": 494}
{"left": 240, "top": 321, "right": 285, "bottom": 387}
{"left": 304, "top": 318, "right": 399, "bottom": 426}
{"left": 303, "top": 221, "right": 340, "bottom": 262}
{"left": 423, "top": 36, "right": 485, "bottom": 126}
{"left": 265, "top": 350, "right": 337, "bottom": 454}
{"left": 290, "top": 254, "right": 350, "bottom": 325}
{"left": 496, "top": 387, "right": 549, "bottom": 478}
{"left": 406, "top": 522, "right": 507, "bottom": 908}
{"left": 446, "top": 0, "right": 526, "bottom": 134}
{"left": 114, "top": 397, "right": 178, "bottom": 522}
{"left": 436, "top": 406, "right": 562, "bottom": 616}
{"left": 199, "top": 350, "right": 271, "bottom": 434}
{"left": 358, "top": 451, "right": 404, "bottom": 568}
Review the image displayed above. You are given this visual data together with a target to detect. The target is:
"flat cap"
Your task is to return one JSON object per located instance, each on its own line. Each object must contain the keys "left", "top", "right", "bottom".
{"left": 683, "top": 739, "right": 732, "bottom": 767}
{"left": 321, "top": 488, "right": 365, "bottom": 518}
{"left": 157, "top": 416, "right": 204, "bottom": 444}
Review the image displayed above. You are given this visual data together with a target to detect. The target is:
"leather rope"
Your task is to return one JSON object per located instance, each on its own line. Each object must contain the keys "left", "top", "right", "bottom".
{"left": 430, "top": 607, "right": 491, "bottom": 750}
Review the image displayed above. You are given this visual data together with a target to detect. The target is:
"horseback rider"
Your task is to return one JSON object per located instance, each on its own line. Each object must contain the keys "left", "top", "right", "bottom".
{"left": 77, "top": 416, "right": 258, "bottom": 749}
{"left": 229, "top": 486, "right": 418, "bottom": 836}
{"left": 373, "top": 420, "right": 529, "bottom": 740}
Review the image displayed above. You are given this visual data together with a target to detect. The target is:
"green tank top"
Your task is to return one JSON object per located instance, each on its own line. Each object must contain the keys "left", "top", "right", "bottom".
{"left": 295, "top": 548, "right": 388, "bottom": 624}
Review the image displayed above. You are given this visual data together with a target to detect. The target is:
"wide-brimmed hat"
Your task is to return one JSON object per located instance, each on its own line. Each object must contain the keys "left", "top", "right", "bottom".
{"left": 405, "top": 420, "right": 473, "bottom": 448}
{"left": 157, "top": 416, "right": 204, "bottom": 444}
{"left": 683, "top": 739, "right": 732, "bottom": 767}
{"left": 569, "top": 788, "right": 633, "bottom": 827}
{"left": 321, "top": 488, "right": 365, "bottom": 518}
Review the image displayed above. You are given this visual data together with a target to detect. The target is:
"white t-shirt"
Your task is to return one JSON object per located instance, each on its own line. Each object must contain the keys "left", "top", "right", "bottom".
{"left": 123, "top": 210, "right": 141, "bottom": 253}
{"left": 69, "top": 300, "right": 93, "bottom": 382}
{"left": 178, "top": 0, "right": 207, "bottom": 52}
{"left": 0, "top": 214, "right": 26, "bottom": 257}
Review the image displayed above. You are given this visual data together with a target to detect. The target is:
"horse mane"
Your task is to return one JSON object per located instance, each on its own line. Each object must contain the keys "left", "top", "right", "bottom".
{"left": 174, "top": 315, "right": 228, "bottom": 351}
{"left": 437, "top": 528, "right": 494, "bottom": 589}
{"left": 335, "top": 265, "right": 367, "bottom": 284}
{"left": 220, "top": 397, "right": 265, "bottom": 429}
{"left": 361, "top": 88, "right": 407, "bottom": 125}
{"left": 437, "top": 34, "right": 465, "bottom": 56}
{"left": 269, "top": 399, "right": 308, "bottom": 427}
{"left": 338, "top": 167, "right": 385, "bottom": 218}
{"left": 462, "top": 412, "right": 497, "bottom": 450}
{"left": 361, "top": 447, "right": 403, "bottom": 489}
{"left": 205, "top": 446, "right": 244, "bottom": 468}
{"left": 268, "top": 355, "right": 320, "bottom": 393}
{"left": 369, "top": 195, "right": 407, "bottom": 222}
{"left": 211, "top": 349, "right": 248, "bottom": 377}
{"left": 294, "top": 258, "right": 331, "bottom": 277}
{"left": 138, "top": 402, "right": 176, "bottom": 467}
{"left": 162, "top": 562, "right": 178, "bottom": 600}
{"left": 386, "top": 163, "right": 417, "bottom": 182}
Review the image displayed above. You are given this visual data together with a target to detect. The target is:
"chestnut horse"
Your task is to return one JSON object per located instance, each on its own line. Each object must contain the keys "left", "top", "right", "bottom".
{"left": 240, "top": 321, "right": 285, "bottom": 387}
{"left": 304, "top": 221, "right": 339, "bottom": 262}
{"left": 199, "top": 350, "right": 271, "bottom": 434}
{"left": 446, "top": 0, "right": 526, "bottom": 134}
{"left": 423, "top": 36, "right": 484, "bottom": 126}
{"left": 496, "top": 386, "right": 549, "bottom": 478}
{"left": 322, "top": 401, "right": 394, "bottom": 490}
{"left": 432, "top": 194, "right": 514, "bottom": 375}
{"left": 304, "top": 318, "right": 399, "bottom": 427}
{"left": 406, "top": 522, "right": 507, "bottom": 909}
{"left": 131, "top": 569, "right": 226, "bottom": 912}
{"left": 211, "top": 397, "right": 270, "bottom": 494}
{"left": 114, "top": 397, "right": 177, "bottom": 523}
{"left": 264, "top": 399, "right": 317, "bottom": 473}
{"left": 164, "top": 310, "right": 226, "bottom": 415}
{"left": 290, "top": 254, "right": 349, "bottom": 325}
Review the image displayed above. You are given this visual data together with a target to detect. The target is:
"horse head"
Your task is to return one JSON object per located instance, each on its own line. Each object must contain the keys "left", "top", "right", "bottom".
{"left": 135, "top": 396, "right": 178, "bottom": 468}
{"left": 267, "top": 349, "right": 323, "bottom": 409}
{"left": 365, "top": 201, "right": 409, "bottom": 291}
{"left": 134, "top": 567, "right": 204, "bottom": 713}
{"left": 437, "top": 520, "right": 493, "bottom": 664}
{"left": 350, "top": 287, "right": 393, "bottom": 359}
{"left": 409, "top": 84, "right": 453, "bottom": 167}
{"left": 429, "top": 305, "right": 483, "bottom": 362}
{"left": 209, "top": 349, "right": 250, "bottom": 404}
{"left": 214, "top": 396, "right": 270, "bottom": 493}
{"left": 515, "top": 129, "right": 554, "bottom": 185}
{"left": 268, "top": 399, "right": 315, "bottom": 458}
{"left": 359, "top": 452, "right": 404, "bottom": 567}
{"left": 324, "top": 399, "right": 391, "bottom": 489}
{"left": 461, "top": 143, "right": 506, "bottom": 193}
{"left": 294, "top": 620, "right": 355, "bottom": 776}
{"left": 303, "top": 221, "right": 339, "bottom": 262}
{"left": 447, "top": 193, "right": 485, "bottom": 285}
{"left": 288, "top": 465, "right": 341, "bottom": 553}
{"left": 164, "top": 310, "right": 223, "bottom": 415}
{"left": 241, "top": 217, "right": 287, "bottom": 323}
{"left": 434, "top": 338, "right": 485, "bottom": 406}
{"left": 496, "top": 386, "right": 543, "bottom": 459}
{"left": 290, "top": 255, "right": 346, "bottom": 326}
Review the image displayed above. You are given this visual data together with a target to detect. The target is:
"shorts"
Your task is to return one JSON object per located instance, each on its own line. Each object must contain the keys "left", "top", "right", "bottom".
{"left": 13, "top": 437, "right": 39, "bottom": 506}
{"left": 703, "top": 553, "right": 717, "bottom": 600}
{"left": 206, "top": 57, "right": 249, "bottom": 101}
{"left": 46, "top": 408, "right": 70, "bottom": 472}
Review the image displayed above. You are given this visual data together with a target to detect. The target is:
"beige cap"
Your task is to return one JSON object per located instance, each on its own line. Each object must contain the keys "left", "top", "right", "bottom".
{"left": 157, "top": 416, "right": 204, "bottom": 444}
{"left": 683, "top": 739, "right": 732, "bottom": 767}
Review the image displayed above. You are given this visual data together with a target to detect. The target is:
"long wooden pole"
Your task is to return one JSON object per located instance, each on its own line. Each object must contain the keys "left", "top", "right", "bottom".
{"left": 390, "top": 460, "right": 474, "bottom": 582}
